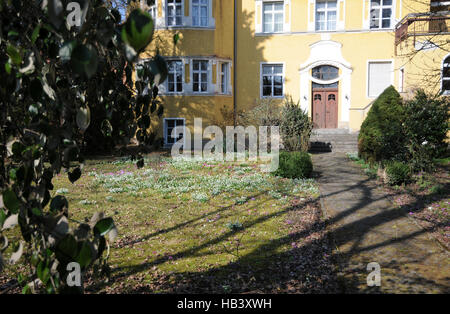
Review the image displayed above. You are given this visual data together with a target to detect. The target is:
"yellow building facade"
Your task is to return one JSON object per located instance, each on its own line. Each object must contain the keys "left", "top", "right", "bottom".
{"left": 138, "top": 0, "right": 450, "bottom": 146}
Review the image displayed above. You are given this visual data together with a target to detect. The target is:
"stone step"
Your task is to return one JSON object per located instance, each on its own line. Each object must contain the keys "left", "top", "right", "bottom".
{"left": 309, "top": 130, "right": 359, "bottom": 153}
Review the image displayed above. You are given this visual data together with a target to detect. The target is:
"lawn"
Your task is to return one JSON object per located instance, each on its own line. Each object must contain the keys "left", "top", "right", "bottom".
{"left": 1, "top": 153, "right": 339, "bottom": 294}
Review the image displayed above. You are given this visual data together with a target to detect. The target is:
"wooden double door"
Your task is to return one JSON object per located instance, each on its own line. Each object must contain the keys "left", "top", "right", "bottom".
{"left": 312, "top": 88, "right": 338, "bottom": 129}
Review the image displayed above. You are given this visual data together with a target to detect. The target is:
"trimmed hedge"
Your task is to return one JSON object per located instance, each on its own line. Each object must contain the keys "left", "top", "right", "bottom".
{"left": 273, "top": 151, "right": 313, "bottom": 179}
{"left": 358, "top": 86, "right": 405, "bottom": 163}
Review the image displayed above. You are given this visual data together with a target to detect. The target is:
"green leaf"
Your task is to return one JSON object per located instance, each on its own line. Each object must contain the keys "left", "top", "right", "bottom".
{"left": 121, "top": 9, "right": 154, "bottom": 53}
{"left": 76, "top": 241, "right": 92, "bottom": 268}
{"left": 37, "top": 261, "right": 50, "bottom": 284}
{"left": 0, "top": 210, "right": 6, "bottom": 229}
{"left": 68, "top": 167, "right": 82, "bottom": 184}
{"left": 94, "top": 218, "right": 115, "bottom": 237}
{"left": 71, "top": 44, "right": 98, "bottom": 79}
{"left": 6, "top": 44, "right": 22, "bottom": 66}
{"left": 31, "top": 25, "right": 41, "bottom": 44}
{"left": 59, "top": 41, "right": 76, "bottom": 63}
{"left": 2, "top": 189, "right": 20, "bottom": 214}
{"left": 173, "top": 33, "right": 180, "bottom": 46}
{"left": 55, "top": 234, "right": 78, "bottom": 263}
{"left": 76, "top": 105, "right": 91, "bottom": 132}
{"left": 50, "top": 195, "right": 68, "bottom": 213}
{"left": 148, "top": 55, "right": 168, "bottom": 85}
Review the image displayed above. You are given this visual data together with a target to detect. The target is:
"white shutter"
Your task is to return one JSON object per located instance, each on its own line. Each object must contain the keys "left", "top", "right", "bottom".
{"left": 368, "top": 62, "right": 392, "bottom": 97}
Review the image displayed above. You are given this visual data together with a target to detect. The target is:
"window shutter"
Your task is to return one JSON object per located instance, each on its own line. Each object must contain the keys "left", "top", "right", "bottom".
{"left": 368, "top": 62, "right": 392, "bottom": 97}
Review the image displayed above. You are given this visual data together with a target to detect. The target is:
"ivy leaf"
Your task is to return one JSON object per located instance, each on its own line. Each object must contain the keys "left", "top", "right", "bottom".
{"left": 2, "top": 189, "right": 20, "bottom": 214}
{"left": 0, "top": 210, "right": 6, "bottom": 229}
{"left": 37, "top": 261, "right": 50, "bottom": 284}
{"left": 6, "top": 44, "right": 22, "bottom": 66}
{"left": 55, "top": 234, "right": 78, "bottom": 263}
{"left": 68, "top": 167, "right": 82, "bottom": 184}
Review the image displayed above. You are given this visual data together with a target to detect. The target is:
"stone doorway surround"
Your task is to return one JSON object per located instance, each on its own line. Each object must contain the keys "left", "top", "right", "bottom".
{"left": 299, "top": 39, "right": 353, "bottom": 129}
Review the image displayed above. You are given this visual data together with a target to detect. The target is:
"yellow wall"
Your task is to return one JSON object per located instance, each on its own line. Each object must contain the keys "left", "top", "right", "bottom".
{"left": 138, "top": 0, "right": 447, "bottom": 142}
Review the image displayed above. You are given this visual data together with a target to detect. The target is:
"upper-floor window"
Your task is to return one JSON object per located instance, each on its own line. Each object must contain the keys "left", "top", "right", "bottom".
{"left": 192, "top": 0, "right": 208, "bottom": 27}
{"left": 315, "top": 0, "right": 337, "bottom": 31}
{"left": 370, "top": 0, "right": 393, "bottom": 29}
{"left": 193, "top": 60, "right": 209, "bottom": 93}
{"left": 262, "top": 64, "right": 284, "bottom": 97}
{"left": 167, "top": 60, "right": 183, "bottom": 93}
{"left": 167, "top": 0, "right": 183, "bottom": 26}
{"left": 263, "top": 2, "right": 284, "bottom": 33}
{"left": 442, "top": 55, "right": 450, "bottom": 95}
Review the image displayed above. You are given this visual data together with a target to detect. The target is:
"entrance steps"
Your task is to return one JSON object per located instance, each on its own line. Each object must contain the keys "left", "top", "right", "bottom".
{"left": 309, "top": 129, "right": 359, "bottom": 153}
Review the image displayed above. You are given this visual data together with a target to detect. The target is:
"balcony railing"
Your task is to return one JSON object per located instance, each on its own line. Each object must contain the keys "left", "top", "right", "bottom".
{"left": 395, "top": 11, "right": 450, "bottom": 50}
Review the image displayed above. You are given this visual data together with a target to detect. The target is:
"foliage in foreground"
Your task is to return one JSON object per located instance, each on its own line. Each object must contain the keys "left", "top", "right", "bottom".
{"left": 0, "top": 0, "right": 168, "bottom": 293}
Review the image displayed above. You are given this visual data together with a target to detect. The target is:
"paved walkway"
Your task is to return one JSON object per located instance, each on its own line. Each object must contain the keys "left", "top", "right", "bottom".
{"left": 312, "top": 152, "right": 449, "bottom": 293}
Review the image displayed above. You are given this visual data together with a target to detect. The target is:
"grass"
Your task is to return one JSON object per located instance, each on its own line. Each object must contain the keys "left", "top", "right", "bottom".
{"left": 2, "top": 155, "right": 323, "bottom": 293}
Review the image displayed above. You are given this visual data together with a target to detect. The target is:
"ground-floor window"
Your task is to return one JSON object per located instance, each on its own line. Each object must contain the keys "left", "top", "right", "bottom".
{"left": 192, "top": 60, "right": 209, "bottom": 93}
{"left": 442, "top": 55, "right": 450, "bottom": 95}
{"left": 220, "top": 62, "right": 229, "bottom": 94}
{"left": 167, "top": 60, "right": 183, "bottom": 93}
{"left": 261, "top": 63, "right": 284, "bottom": 97}
{"left": 367, "top": 61, "right": 392, "bottom": 98}
{"left": 164, "top": 118, "right": 185, "bottom": 146}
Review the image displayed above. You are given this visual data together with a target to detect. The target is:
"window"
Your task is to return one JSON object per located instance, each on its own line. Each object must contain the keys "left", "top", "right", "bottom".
{"left": 370, "top": 0, "right": 393, "bottom": 29}
{"left": 262, "top": 64, "right": 283, "bottom": 97}
{"left": 167, "top": 0, "right": 183, "bottom": 26}
{"left": 442, "top": 56, "right": 450, "bottom": 94}
{"left": 192, "top": 0, "right": 208, "bottom": 27}
{"left": 192, "top": 60, "right": 209, "bottom": 93}
{"left": 149, "top": 1, "right": 157, "bottom": 20}
{"left": 368, "top": 61, "right": 392, "bottom": 97}
{"left": 263, "top": 2, "right": 284, "bottom": 33}
{"left": 315, "top": 0, "right": 337, "bottom": 31}
{"left": 220, "top": 63, "right": 229, "bottom": 94}
{"left": 167, "top": 60, "right": 183, "bottom": 93}
{"left": 312, "top": 65, "right": 339, "bottom": 89}
{"left": 164, "top": 118, "right": 185, "bottom": 146}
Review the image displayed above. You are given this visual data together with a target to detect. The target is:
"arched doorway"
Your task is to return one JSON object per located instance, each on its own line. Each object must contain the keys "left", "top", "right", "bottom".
{"left": 311, "top": 65, "right": 338, "bottom": 129}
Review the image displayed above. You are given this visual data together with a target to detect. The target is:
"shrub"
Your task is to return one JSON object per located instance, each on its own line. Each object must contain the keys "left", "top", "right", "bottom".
{"left": 403, "top": 90, "right": 450, "bottom": 172}
{"left": 274, "top": 151, "right": 313, "bottom": 179}
{"left": 385, "top": 161, "right": 411, "bottom": 186}
{"left": 280, "top": 96, "right": 314, "bottom": 152}
{"left": 358, "top": 86, "right": 405, "bottom": 163}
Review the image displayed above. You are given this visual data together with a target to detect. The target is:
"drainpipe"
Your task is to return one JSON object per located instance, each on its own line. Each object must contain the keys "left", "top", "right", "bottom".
{"left": 233, "top": 0, "right": 237, "bottom": 127}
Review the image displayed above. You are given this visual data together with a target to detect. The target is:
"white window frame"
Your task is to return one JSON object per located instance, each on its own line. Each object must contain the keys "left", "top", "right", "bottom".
{"left": 370, "top": 0, "right": 393, "bottom": 29}
{"left": 192, "top": 60, "right": 209, "bottom": 94}
{"left": 166, "top": 0, "right": 183, "bottom": 27}
{"left": 366, "top": 60, "right": 394, "bottom": 98}
{"left": 148, "top": 1, "right": 157, "bottom": 20}
{"left": 315, "top": 0, "right": 338, "bottom": 31}
{"left": 263, "top": 1, "right": 285, "bottom": 33}
{"left": 163, "top": 118, "right": 186, "bottom": 146}
{"left": 220, "top": 62, "right": 230, "bottom": 94}
{"left": 441, "top": 54, "right": 450, "bottom": 95}
{"left": 192, "top": 0, "right": 209, "bottom": 27}
{"left": 260, "top": 62, "right": 285, "bottom": 98}
{"left": 166, "top": 59, "right": 184, "bottom": 94}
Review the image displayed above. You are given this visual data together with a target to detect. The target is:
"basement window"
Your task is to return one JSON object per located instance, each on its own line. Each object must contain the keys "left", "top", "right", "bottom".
{"left": 164, "top": 118, "right": 185, "bottom": 146}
